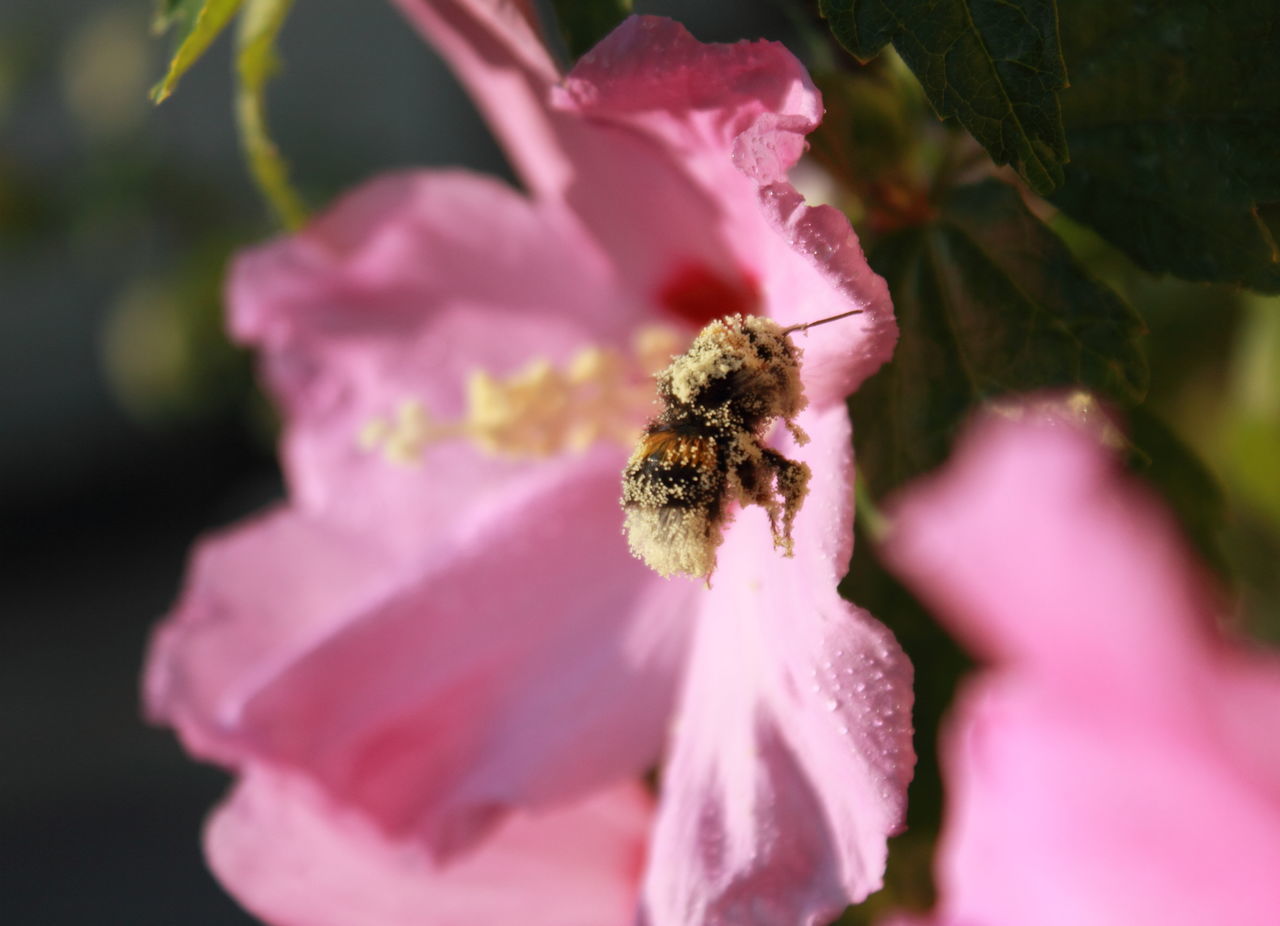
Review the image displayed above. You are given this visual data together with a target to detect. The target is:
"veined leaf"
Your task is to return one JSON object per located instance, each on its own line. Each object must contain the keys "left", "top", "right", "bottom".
{"left": 150, "top": 0, "right": 244, "bottom": 103}
{"left": 820, "top": 0, "right": 1068, "bottom": 196}
{"left": 1053, "top": 1, "right": 1280, "bottom": 291}
{"left": 851, "top": 179, "right": 1147, "bottom": 495}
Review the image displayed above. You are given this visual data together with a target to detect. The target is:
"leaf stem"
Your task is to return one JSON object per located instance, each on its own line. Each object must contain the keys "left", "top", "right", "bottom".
{"left": 235, "top": 0, "right": 307, "bottom": 230}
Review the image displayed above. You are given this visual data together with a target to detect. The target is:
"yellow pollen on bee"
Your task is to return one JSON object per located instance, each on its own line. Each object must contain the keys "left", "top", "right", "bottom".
{"left": 358, "top": 324, "right": 686, "bottom": 465}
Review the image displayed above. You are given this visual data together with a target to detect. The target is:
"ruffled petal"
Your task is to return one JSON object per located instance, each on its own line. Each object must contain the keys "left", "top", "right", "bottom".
{"left": 392, "top": 9, "right": 895, "bottom": 392}
{"left": 556, "top": 17, "right": 896, "bottom": 403}
{"left": 558, "top": 16, "right": 820, "bottom": 175}
{"left": 754, "top": 186, "right": 896, "bottom": 405}
{"left": 207, "top": 768, "right": 651, "bottom": 926}
{"left": 146, "top": 454, "right": 693, "bottom": 859}
{"left": 643, "top": 405, "right": 914, "bottom": 925}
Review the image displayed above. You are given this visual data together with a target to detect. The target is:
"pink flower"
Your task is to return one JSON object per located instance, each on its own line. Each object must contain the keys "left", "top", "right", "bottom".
{"left": 145, "top": 5, "right": 913, "bottom": 924}
{"left": 882, "top": 406, "right": 1280, "bottom": 926}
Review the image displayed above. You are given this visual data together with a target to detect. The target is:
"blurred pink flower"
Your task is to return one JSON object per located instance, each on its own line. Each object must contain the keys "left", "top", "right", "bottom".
{"left": 883, "top": 406, "right": 1280, "bottom": 926}
{"left": 145, "top": 5, "right": 913, "bottom": 924}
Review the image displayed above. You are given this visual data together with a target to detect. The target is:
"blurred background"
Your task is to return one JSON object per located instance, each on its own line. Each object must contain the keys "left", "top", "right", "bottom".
{"left": 2, "top": 0, "right": 1276, "bottom": 923}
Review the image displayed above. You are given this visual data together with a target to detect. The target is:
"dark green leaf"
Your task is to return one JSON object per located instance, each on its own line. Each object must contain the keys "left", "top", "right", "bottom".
{"left": 820, "top": 0, "right": 1068, "bottom": 194}
{"left": 852, "top": 179, "right": 1147, "bottom": 495}
{"left": 1124, "top": 407, "right": 1228, "bottom": 577}
{"left": 551, "top": 0, "right": 632, "bottom": 60}
{"left": 1053, "top": 1, "right": 1280, "bottom": 291}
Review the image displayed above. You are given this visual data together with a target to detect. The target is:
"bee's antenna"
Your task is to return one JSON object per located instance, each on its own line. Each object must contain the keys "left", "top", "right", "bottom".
{"left": 781, "top": 308, "right": 864, "bottom": 335}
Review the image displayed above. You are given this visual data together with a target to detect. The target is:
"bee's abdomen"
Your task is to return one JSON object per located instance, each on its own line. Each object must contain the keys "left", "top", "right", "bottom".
{"left": 621, "top": 428, "right": 722, "bottom": 511}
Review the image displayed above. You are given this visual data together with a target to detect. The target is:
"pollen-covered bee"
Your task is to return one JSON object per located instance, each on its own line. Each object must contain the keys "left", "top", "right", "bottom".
{"left": 621, "top": 310, "right": 860, "bottom": 579}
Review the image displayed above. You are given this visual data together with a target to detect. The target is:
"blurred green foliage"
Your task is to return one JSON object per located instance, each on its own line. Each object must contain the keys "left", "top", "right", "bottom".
{"left": 234, "top": 0, "right": 306, "bottom": 228}
{"left": 820, "top": 0, "right": 1068, "bottom": 195}
{"left": 102, "top": 239, "right": 255, "bottom": 425}
{"left": 151, "top": 0, "right": 243, "bottom": 103}
{"left": 852, "top": 178, "right": 1147, "bottom": 498}
{"left": 151, "top": 0, "right": 305, "bottom": 228}
{"left": 1052, "top": 0, "right": 1280, "bottom": 291}
{"left": 822, "top": 0, "right": 1280, "bottom": 292}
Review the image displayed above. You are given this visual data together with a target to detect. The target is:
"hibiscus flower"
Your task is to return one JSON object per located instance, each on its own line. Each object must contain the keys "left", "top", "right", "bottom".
{"left": 145, "top": 4, "right": 914, "bottom": 924}
{"left": 882, "top": 404, "right": 1280, "bottom": 926}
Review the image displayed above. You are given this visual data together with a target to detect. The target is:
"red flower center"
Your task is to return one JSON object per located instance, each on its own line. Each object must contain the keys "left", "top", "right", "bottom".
{"left": 657, "top": 262, "right": 760, "bottom": 327}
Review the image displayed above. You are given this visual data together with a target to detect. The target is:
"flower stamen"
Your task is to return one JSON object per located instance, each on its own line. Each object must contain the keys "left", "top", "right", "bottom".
{"left": 359, "top": 325, "right": 685, "bottom": 465}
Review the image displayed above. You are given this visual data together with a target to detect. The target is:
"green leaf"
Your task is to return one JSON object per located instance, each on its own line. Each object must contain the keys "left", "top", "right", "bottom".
{"left": 851, "top": 179, "right": 1147, "bottom": 495}
{"left": 551, "top": 0, "right": 632, "bottom": 60}
{"left": 819, "top": 0, "right": 1068, "bottom": 195}
{"left": 152, "top": 0, "right": 305, "bottom": 227}
{"left": 807, "top": 49, "right": 932, "bottom": 210}
{"left": 150, "top": 0, "right": 245, "bottom": 103}
{"left": 1053, "top": 1, "right": 1280, "bottom": 291}
{"left": 235, "top": 0, "right": 306, "bottom": 229}
{"left": 1124, "top": 407, "right": 1227, "bottom": 578}
{"left": 151, "top": 0, "right": 206, "bottom": 34}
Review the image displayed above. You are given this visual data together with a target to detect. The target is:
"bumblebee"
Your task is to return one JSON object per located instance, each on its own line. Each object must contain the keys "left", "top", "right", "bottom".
{"left": 621, "top": 310, "right": 859, "bottom": 579}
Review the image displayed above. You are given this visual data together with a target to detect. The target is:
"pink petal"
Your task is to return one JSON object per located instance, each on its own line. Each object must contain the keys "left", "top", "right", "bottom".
{"left": 882, "top": 408, "right": 1280, "bottom": 926}
{"left": 933, "top": 676, "right": 1280, "bottom": 926}
{"left": 559, "top": 16, "right": 821, "bottom": 179}
{"left": 755, "top": 188, "right": 896, "bottom": 406}
{"left": 556, "top": 18, "right": 896, "bottom": 402}
{"left": 158, "top": 170, "right": 700, "bottom": 858}
{"left": 228, "top": 170, "right": 645, "bottom": 556}
{"left": 385, "top": 0, "right": 569, "bottom": 197}
{"left": 884, "top": 410, "right": 1223, "bottom": 716}
{"left": 644, "top": 405, "right": 914, "bottom": 925}
{"left": 392, "top": 8, "right": 896, "bottom": 394}
{"left": 207, "top": 768, "right": 651, "bottom": 926}
{"left": 150, "top": 12, "right": 907, "bottom": 923}
{"left": 146, "top": 454, "right": 693, "bottom": 859}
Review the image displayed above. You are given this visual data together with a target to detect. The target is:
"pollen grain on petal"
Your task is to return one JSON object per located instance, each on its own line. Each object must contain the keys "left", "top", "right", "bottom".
{"left": 359, "top": 399, "right": 458, "bottom": 467}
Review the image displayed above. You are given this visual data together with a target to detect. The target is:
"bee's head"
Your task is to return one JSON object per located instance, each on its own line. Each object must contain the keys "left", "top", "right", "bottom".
{"left": 658, "top": 315, "right": 806, "bottom": 428}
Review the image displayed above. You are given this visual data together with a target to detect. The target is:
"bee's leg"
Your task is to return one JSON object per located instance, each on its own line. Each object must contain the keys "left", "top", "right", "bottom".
{"left": 760, "top": 449, "right": 811, "bottom": 556}
{"left": 728, "top": 439, "right": 773, "bottom": 512}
